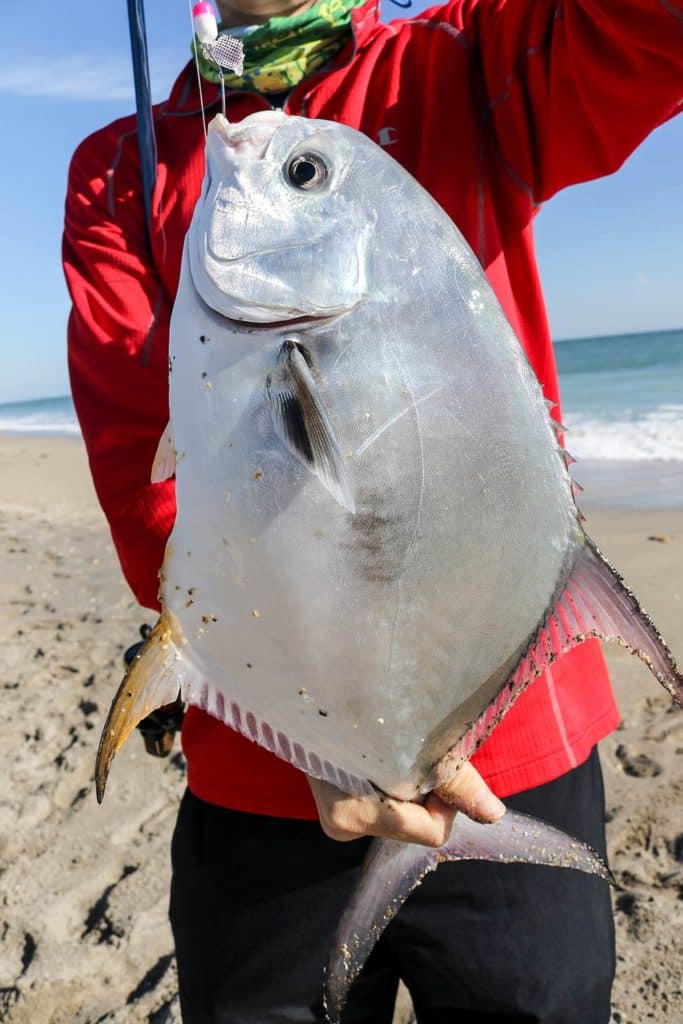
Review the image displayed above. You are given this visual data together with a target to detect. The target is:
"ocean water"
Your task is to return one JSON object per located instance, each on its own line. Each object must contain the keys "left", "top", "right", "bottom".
{"left": 555, "top": 327, "right": 683, "bottom": 462}
{"left": 0, "top": 395, "right": 80, "bottom": 436}
{"left": 1, "top": 328, "right": 682, "bottom": 503}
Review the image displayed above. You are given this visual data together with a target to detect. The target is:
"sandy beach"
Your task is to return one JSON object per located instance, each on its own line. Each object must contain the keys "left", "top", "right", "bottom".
{"left": 0, "top": 434, "right": 681, "bottom": 1023}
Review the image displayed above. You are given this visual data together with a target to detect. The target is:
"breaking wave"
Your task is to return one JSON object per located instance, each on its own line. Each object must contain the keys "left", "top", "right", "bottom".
{"left": 0, "top": 396, "right": 81, "bottom": 436}
{"left": 564, "top": 404, "right": 683, "bottom": 461}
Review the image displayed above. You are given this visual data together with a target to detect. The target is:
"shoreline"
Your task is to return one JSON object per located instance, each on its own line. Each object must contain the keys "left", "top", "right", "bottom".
{"left": 3, "top": 431, "right": 683, "bottom": 509}
{"left": 0, "top": 434, "right": 681, "bottom": 1023}
{"left": 573, "top": 458, "right": 683, "bottom": 509}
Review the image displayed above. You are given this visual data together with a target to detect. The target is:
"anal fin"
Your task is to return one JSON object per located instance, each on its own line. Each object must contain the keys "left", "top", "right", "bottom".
{"left": 324, "top": 810, "right": 610, "bottom": 1023}
{"left": 95, "top": 615, "right": 181, "bottom": 802}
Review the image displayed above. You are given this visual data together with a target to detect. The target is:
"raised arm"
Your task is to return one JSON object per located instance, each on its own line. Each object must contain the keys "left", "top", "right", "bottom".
{"left": 437, "top": 0, "right": 683, "bottom": 202}
{"left": 63, "top": 130, "right": 174, "bottom": 612}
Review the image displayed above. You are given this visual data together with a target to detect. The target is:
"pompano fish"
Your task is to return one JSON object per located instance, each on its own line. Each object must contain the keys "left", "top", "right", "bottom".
{"left": 96, "top": 110, "right": 683, "bottom": 1020}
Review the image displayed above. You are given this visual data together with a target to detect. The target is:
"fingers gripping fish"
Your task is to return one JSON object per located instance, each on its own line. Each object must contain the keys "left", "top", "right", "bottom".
{"left": 95, "top": 110, "right": 683, "bottom": 1021}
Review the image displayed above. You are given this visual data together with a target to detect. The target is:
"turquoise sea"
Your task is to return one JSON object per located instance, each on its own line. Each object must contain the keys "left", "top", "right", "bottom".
{"left": 554, "top": 327, "right": 683, "bottom": 506}
{"left": 555, "top": 327, "right": 683, "bottom": 462}
{"left": 1, "top": 328, "right": 682, "bottom": 503}
{"left": 0, "top": 394, "right": 80, "bottom": 436}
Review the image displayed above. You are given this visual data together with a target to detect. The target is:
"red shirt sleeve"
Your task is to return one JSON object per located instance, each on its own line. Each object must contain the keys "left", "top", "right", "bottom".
{"left": 438, "top": 0, "right": 683, "bottom": 202}
{"left": 63, "top": 126, "right": 175, "bottom": 611}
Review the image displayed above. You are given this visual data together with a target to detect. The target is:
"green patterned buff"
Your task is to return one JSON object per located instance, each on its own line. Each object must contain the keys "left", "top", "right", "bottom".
{"left": 193, "top": 0, "right": 366, "bottom": 94}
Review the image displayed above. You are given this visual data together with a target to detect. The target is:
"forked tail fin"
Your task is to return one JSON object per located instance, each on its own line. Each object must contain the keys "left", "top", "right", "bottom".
{"left": 324, "top": 530, "right": 683, "bottom": 1019}
{"left": 323, "top": 811, "right": 610, "bottom": 1023}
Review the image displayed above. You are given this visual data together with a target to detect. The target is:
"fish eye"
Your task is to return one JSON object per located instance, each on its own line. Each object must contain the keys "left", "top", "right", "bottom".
{"left": 286, "top": 153, "right": 328, "bottom": 191}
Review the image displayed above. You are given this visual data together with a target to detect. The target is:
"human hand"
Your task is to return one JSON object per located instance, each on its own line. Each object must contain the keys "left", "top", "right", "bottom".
{"left": 308, "top": 763, "right": 505, "bottom": 848}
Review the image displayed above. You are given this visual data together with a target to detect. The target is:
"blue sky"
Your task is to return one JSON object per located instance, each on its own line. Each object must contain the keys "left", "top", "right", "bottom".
{"left": 0, "top": 0, "right": 681, "bottom": 404}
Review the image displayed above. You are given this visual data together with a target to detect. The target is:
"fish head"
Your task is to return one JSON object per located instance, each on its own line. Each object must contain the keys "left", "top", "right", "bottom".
{"left": 188, "top": 111, "right": 380, "bottom": 324}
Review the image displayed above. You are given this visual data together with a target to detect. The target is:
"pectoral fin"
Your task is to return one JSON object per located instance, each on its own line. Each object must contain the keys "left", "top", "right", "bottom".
{"left": 151, "top": 421, "right": 175, "bottom": 483}
{"left": 267, "top": 340, "right": 355, "bottom": 512}
{"left": 95, "top": 616, "right": 181, "bottom": 802}
{"left": 324, "top": 811, "right": 610, "bottom": 1023}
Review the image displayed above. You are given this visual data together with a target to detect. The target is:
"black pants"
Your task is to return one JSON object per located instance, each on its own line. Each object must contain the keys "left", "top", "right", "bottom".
{"left": 170, "top": 748, "right": 614, "bottom": 1024}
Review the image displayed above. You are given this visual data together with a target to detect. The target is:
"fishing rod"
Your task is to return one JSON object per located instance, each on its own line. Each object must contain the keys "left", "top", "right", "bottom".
{"left": 125, "top": 0, "right": 411, "bottom": 227}
{"left": 125, "top": 0, "right": 413, "bottom": 232}
{"left": 126, "top": 0, "right": 157, "bottom": 241}
{"left": 126, "top": 0, "right": 244, "bottom": 238}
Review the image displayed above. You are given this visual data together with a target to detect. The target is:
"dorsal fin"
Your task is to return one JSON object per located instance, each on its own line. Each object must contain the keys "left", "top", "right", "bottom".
{"left": 450, "top": 533, "right": 683, "bottom": 767}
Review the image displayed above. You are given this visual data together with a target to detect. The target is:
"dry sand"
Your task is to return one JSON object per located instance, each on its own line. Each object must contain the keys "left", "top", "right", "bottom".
{"left": 0, "top": 434, "right": 681, "bottom": 1024}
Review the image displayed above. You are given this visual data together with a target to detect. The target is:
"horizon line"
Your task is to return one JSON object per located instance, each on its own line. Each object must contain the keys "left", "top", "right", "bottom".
{"left": 2, "top": 324, "right": 682, "bottom": 407}
{"left": 553, "top": 324, "right": 682, "bottom": 344}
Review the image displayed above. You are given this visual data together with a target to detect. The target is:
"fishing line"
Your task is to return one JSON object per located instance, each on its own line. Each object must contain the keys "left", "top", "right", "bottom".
{"left": 188, "top": 2, "right": 245, "bottom": 126}
{"left": 188, "top": 0, "right": 209, "bottom": 137}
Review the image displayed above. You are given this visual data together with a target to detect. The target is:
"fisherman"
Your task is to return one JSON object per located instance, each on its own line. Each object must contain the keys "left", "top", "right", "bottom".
{"left": 63, "top": 1, "right": 683, "bottom": 1021}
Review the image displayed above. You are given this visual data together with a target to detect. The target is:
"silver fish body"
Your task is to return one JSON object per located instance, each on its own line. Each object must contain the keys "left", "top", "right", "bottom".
{"left": 163, "top": 111, "right": 581, "bottom": 798}
{"left": 97, "top": 110, "right": 682, "bottom": 1021}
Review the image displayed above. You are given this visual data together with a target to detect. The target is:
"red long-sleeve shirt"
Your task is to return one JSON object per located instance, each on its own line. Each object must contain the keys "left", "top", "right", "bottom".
{"left": 64, "top": 0, "right": 682, "bottom": 817}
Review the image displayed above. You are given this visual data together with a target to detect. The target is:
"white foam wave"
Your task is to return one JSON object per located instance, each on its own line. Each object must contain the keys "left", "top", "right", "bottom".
{"left": 564, "top": 404, "right": 683, "bottom": 461}
{"left": 0, "top": 415, "right": 81, "bottom": 436}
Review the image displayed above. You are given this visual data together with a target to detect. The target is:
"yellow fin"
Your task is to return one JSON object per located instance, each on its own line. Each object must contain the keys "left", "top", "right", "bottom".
{"left": 95, "top": 616, "right": 181, "bottom": 802}
{"left": 151, "top": 421, "right": 176, "bottom": 483}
